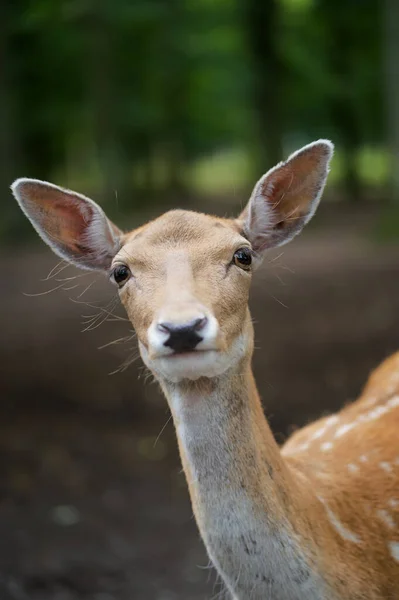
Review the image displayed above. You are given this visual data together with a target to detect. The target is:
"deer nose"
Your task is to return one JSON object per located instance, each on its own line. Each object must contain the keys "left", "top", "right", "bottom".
{"left": 158, "top": 317, "right": 208, "bottom": 353}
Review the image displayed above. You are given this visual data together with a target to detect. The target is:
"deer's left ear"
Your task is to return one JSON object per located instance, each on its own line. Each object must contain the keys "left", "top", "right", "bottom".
{"left": 237, "top": 140, "right": 334, "bottom": 252}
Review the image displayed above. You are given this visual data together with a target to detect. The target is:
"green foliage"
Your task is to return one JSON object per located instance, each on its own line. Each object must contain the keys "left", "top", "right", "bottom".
{"left": 0, "top": 0, "right": 392, "bottom": 242}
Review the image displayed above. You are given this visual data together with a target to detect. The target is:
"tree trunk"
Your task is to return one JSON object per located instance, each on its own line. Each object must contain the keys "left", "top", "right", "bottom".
{"left": 161, "top": 0, "right": 188, "bottom": 195}
{"left": 86, "top": 2, "right": 130, "bottom": 206}
{"left": 244, "top": 0, "right": 283, "bottom": 172}
{"left": 0, "top": 1, "right": 26, "bottom": 237}
{"left": 383, "top": 0, "right": 399, "bottom": 202}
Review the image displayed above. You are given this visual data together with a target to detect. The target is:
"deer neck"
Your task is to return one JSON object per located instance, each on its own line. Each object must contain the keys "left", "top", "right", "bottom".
{"left": 159, "top": 359, "right": 329, "bottom": 600}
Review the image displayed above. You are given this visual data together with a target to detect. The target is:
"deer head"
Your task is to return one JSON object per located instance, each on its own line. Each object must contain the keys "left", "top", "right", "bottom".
{"left": 11, "top": 140, "right": 333, "bottom": 384}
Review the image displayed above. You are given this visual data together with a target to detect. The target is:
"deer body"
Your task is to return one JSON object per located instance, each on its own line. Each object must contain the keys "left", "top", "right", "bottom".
{"left": 11, "top": 140, "right": 399, "bottom": 599}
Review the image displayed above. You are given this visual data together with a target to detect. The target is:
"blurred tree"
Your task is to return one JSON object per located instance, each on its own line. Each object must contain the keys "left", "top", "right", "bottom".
{"left": 0, "top": 0, "right": 392, "bottom": 242}
{"left": 383, "top": 0, "right": 399, "bottom": 203}
{"left": 315, "top": 0, "right": 382, "bottom": 202}
{"left": 243, "top": 0, "right": 284, "bottom": 172}
{"left": 159, "top": 0, "right": 189, "bottom": 193}
{"left": 0, "top": 0, "right": 22, "bottom": 238}
{"left": 0, "top": 2, "right": 19, "bottom": 189}
{"left": 86, "top": 0, "right": 125, "bottom": 203}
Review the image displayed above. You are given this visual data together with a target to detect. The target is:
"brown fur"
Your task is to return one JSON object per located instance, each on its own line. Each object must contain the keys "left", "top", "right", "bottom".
{"left": 283, "top": 354, "right": 399, "bottom": 597}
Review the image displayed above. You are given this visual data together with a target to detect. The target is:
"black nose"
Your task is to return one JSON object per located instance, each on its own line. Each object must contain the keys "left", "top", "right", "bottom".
{"left": 159, "top": 317, "right": 207, "bottom": 353}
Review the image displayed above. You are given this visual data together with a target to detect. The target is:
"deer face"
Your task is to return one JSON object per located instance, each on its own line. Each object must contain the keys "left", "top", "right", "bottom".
{"left": 113, "top": 210, "right": 255, "bottom": 381}
{"left": 11, "top": 140, "right": 333, "bottom": 383}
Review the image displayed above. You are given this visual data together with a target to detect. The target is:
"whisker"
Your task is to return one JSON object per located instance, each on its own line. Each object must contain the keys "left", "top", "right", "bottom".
{"left": 268, "top": 292, "right": 289, "bottom": 309}
{"left": 43, "top": 259, "right": 70, "bottom": 281}
{"left": 98, "top": 333, "right": 136, "bottom": 350}
{"left": 153, "top": 414, "right": 173, "bottom": 447}
{"left": 210, "top": 572, "right": 228, "bottom": 600}
{"left": 83, "top": 310, "right": 118, "bottom": 332}
{"left": 77, "top": 298, "right": 128, "bottom": 323}
{"left": 104, "top": 317, "right": 129, "bottom": 323}
{"left": 266, "top": 251, "right": 284, "bottom": 264}
{"left": 76, "top": 297, "right": 128, "bottom": 330}
{"left": 81, "top": 306, "right": 112, "bottom": 323}
{"left": 137, "top": 364, "right": 149, "bottom": 380}
{"left": 143, "top": 369, "right": 156, "bottom": 385}
{"left": 81, "top": 298, "right": 120, "bottom": 331}
{"left": 82, "top": 314, "right": 126, "bottom": 331}
{"left": 55, "top": 272, "right": 92, "bottom": 282}
{"left": 272, "top": 272, "right": 286, "bottom": 286}
{"left": 109, "top": 351, "right": 141, "bottom": 375}
{"left": 76, "top": 279, "right": 97, "bottom": 299}
{"left": 23, "top": 282, "right": 67, "bottom": 296}
{"left": 196, "top": 560, "right": 214, "bottom": 571}
{"left": 278, "top": 264, "right": 295, "bottom": 274}
{"left": 72, "top": 297, "right": 117, "bottom": 310}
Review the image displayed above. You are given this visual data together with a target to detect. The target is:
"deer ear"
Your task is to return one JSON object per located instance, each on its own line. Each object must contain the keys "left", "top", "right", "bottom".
{"left": 11, "top": 178, "right": 122, "bottom": 271}
{"left": 237, "top": 140, "right": 334, "bottom": 252}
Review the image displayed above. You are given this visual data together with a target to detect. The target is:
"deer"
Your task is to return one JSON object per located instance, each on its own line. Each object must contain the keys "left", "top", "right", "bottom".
{"left": 11, "top": 140, "right": 399, "bottom": 599}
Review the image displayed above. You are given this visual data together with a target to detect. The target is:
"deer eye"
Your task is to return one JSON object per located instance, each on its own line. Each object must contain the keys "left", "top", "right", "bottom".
{"left": 233, "top": 248, "right": 252, "bottom": 270}
{"left": 112, "top": 264, "right": 131, "bottom": 287}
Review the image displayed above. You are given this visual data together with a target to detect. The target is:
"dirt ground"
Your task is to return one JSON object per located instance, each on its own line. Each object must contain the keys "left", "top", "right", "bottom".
{"left": 1, "top": 207, "right": 399, "bottom": 599}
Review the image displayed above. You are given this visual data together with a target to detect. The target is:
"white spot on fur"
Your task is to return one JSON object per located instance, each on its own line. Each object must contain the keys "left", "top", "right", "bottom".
{"left": 388, "top": 395, "right": 399, "bottom": 409}
{"left": 297, "top": 443, "right": 310, "bottom": 452}
{"left": 363, "top": 396, "right": 399, "bottom": 422}
{"left": 389, "top": 542, "right": 399, "bottom": 562}
{"left": 311, "top": 428, "right": 326, "bottom": 440}
{"left": 380, "top": 462, "right": 393, "bottom": 473}
{"left": 290, "top": 396, "right": 399, "bottom": 456}
{"left": 310, "top": 415, "right": 339, "bottom": 442}
{"left": 367, "top": 405, "right": 389, "bottom": 421}
{"left": 335, "top": 423, "right": 355, "bottom": 438}
{"left": 333, "top": 397, "right": 399, "bottom": 443}
{"left": 347, "top": 463, "right": 359, "bottom": 474}
{"left": 320, "top": 442, "right": 333, "bottom": 452}
{"left": 318, "top": 497, "right": 361, "bottom": 544}
{"left": 377, "top": 509, "right": 396, "bottom": 529}
{"left": 388, "top": 499, "right": 399, "bottom": 509}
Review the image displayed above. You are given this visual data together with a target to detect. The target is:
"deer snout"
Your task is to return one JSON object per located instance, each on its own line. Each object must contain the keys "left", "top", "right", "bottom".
{"left": 158, "top": 317, "right": 207, "bottom": 353}
{"left": 148, "top": 309, "right": 219, "bottom": 357}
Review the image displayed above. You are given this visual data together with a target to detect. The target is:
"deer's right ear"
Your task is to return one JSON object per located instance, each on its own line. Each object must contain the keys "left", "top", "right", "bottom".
{"left": 11, "top": 178, "right": 123, "bottom": 271}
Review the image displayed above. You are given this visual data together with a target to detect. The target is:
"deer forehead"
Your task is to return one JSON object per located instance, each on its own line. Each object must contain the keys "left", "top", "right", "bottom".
{"left": 118, "top": 209, "right": 248, "bottom": 269}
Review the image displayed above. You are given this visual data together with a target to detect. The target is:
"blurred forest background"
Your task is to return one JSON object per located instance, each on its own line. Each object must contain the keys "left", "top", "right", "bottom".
{"left": 2, "top": 1, "right": 399, "bottom": 599}
{"left": 2, "top": 0, "right": 399, "bottom": 238}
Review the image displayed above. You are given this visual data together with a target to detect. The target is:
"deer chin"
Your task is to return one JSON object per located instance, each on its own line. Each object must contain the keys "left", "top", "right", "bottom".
{"left": 139, "top": 334, "right": 248, "bottom": 383}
